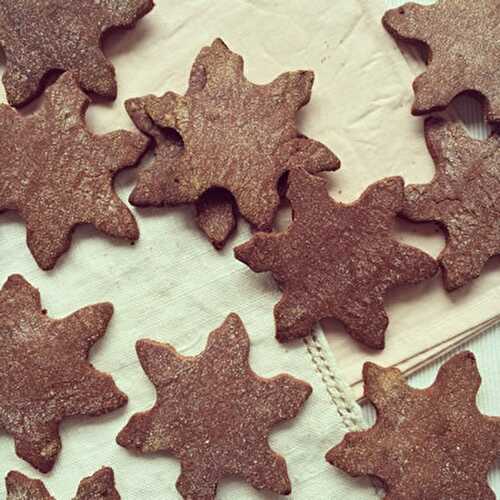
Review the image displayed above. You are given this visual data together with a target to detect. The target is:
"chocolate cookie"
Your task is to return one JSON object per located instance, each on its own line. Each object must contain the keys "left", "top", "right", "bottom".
{"left": 0, "top": 0, "right": 154, "bottom": 107}
{"left": 74, "top": 468, "right": 120, "bottom": 500}
{"left": 327, "top": 352, "right": 500, "bottom": 500}
{"left": 0, "top": 71, "right": 149, "bottom": 270}
{"left": 116, "top": 313, "right": 312, "bottom": 499}
{"left": 402, "top": 118, "right": 500, "bottom": 290}
{"left": 383, "top": 1, "right": 500, "bottom": 121}
{"left": 235, "top": 168, "right": 438, "bottom": 348}
{"left": 127, "top": 38, "right": 340, "bottom": 249}
{"left": 0, "top": 274, "right": 127, "bottom": 472}
{"left": 6, "top": 471, "right": 53, "bottom": 500}
{"left": 6, "top": 467, "right": 120, "bottom": 499}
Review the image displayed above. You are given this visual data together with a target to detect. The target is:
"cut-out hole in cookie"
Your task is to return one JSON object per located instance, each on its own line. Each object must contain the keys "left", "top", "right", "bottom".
{"left": 159, "top": 126, "right": 184, "bottom": 148}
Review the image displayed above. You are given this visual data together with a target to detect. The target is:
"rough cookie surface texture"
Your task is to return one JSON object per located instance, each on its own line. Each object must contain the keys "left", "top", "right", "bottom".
{"left": 6, "top": 467, "right": 120, "bottom": 499}
{"left": 0, "top": 275, "right": 127, "bottom": 472}
{"left": 117, "top": 313, "right": 311, "bottom": 499}
{"left": 383, "top": 0, "right": 500, "bottom": 121}
{"left": 0, "top": 0, "right": 154, "bottom": 106}
{"left": 6, "top": 471, "right": 53, "bottom": 500}
{"left": 0, "top": 72, "right": 149, "bottom": 270}
{"left": 327, "top": 352, "right": 500, "bottom": 500}
{"left": 127, "top": 38, "right": 340, "bottom": 248}
{"left": 74, "top": 467, "right": 121, "bottom": 500}
{"left": 403, "top": 118, "right": 500, "bottom": 290}
{"left": 235, "top": 168, "right": 438, "bottom": 348}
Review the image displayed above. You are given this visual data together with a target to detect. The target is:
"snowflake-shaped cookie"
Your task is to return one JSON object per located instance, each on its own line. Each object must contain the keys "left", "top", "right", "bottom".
{"left": 383, "top": 0, "right": 500, "bottom": 121}
{"left": 117, "top": 313, "right": 311, "bottom": 499}
{"left": 235, "top": 168, "right": 438, "bottom": 348}
{"left": 327, "top": 352, "right": 500, "bottom": 500}
{"left": 127, "top": 38, "right": 340, "bottom": 248}
{"left": 0, "top": 71, "right": 149, "bottom": 270}
{"left": 0, "top": 0, "right": 154, "bottom": 106}
{"left": 0, "top": 275, "right": 127, "bottom": 472}
{"left": 402, "top": 118, "right": 500, "bottom": 290}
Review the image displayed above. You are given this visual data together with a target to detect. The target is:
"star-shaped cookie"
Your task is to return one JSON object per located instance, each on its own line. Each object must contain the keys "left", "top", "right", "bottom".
{"left": 116, "top": 313, "right": 312, "bottom": 499}
{"left": 383, "top": 0, "right": 500, "bottom": 121}
{"left": 127, "top": 38, "right": 340, "bottom": 249}
{"left": 0, "top": 274, "right": 127, "bottom": 472}
{"left": 235, "top": 168, "right": 438, "bottom": 349}
{"left": 0, "top": 0, "right": 154, "bottom": 107}
{"left": 6, "top": 467, "right": 120, "bottom": 499}
{"left": 327, "top": 352, "right": 500, "bottom": 500}
{"left": 402, "top": 118, "right": 500, "bottom": 290}
{"left": 0, "top": 71, "right": 149, "bottom": 270}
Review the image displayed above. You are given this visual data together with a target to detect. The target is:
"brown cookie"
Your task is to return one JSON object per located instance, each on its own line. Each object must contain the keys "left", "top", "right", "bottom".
{"left": 126, "top": 38, "right": 340, "bottom": 249}
{"left": 383, "top": 1, "right": 500, "bottom": 121}
{"left": 235, "top": 168, "right": 438, "bottom": 349}
{"left": 116, "top": 313, "right": 312, "bottom": 499}
{"left": 74, "top": 467, "right": 120, "bottom": 500}
{"left": 0, "top": 274, "right": 127, "bottom": 472}
{"left": 195, "top": 189, "right": 238, "bottom": 250}
{"left": 0, "top": 0, "right": 154, "bottom": 107}
{"left": 6, "top": 471, "right": 53, "bottom": 500}
{"left": 402, "top": 118, "right": 500, "bottom": 291}
{"left": 327, "top": 352, "right": 500, "bottom": 500}
{"left": 6, "top": 467, "right": 120, "bottom": 499}
{"left": 0, "top": 71, "right": 149, "bottom": 270}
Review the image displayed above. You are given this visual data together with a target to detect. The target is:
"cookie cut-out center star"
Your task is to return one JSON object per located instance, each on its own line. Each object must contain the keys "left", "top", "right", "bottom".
{"left": 117, "top": 313, "right": 311, "bottom": 499}
{"left": 0, "top": 275, "right": 127, "bottom": 472}
{"left": 327, "top": 352, "right": 500, "bottom": 500}
{"left": 0, "top": 0, "right": 154, "bottom": 107}
{"left": 0, "top": 71, "right": 149, "bottom": 270}
{"left": 235, "top": 168, "right": 437, "bottom": 348}
{"left": 127, "top": 38, "right": 339, "bottom": 248}
{"left": 383, "top": 0, "right": 500, "bottom": 121}
{"left": 6, "top": 467, "right": 120, "bottom": 499}
{"left": 402, "top": 118, "right": 500, "bottom": 290}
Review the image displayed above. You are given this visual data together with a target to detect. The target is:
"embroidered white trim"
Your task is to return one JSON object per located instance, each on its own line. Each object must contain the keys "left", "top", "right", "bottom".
{"left": 303, "top": 333, "right": 364, "bottom": 433}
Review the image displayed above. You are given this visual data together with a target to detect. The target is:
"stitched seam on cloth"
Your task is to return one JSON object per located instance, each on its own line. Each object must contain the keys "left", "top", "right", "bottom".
{"left": 303, "top": 335, "right": 384, "bottom": 497}
{"left": 304, "top": 334, "right": 383, "bottom": 497}
{"left": 303, "top": 334, "right": 363, "bottom": 432}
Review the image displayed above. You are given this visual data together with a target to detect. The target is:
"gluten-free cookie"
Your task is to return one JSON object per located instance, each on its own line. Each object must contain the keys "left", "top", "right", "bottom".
{"left": 0, "top": 71, "right": 149, "bottom": 270}
{"left": 383, "top": 0, "right": 500, "bottom": 121}
{"left": 127, "top": 38, "right": 340, "bottom": 249}
{"left": 6, "top": 467, "right": 120, "bottom": 499}
{"left": 0, "top": 0, "right": 154, "bottom": 107}
{"left": 117, "top": 313, "right": 311, "bottom": 499}
{"left": 402, "top": 118, "right": 500, "bottom": 290}
{"left": 0, "top": 274, "right": 127, "bottom": 472}
{"left": 327, "top": 352, "right": 500, "bottom": 500}
{"left": 235, "top": 168, "right": 438, "bottom": 348}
